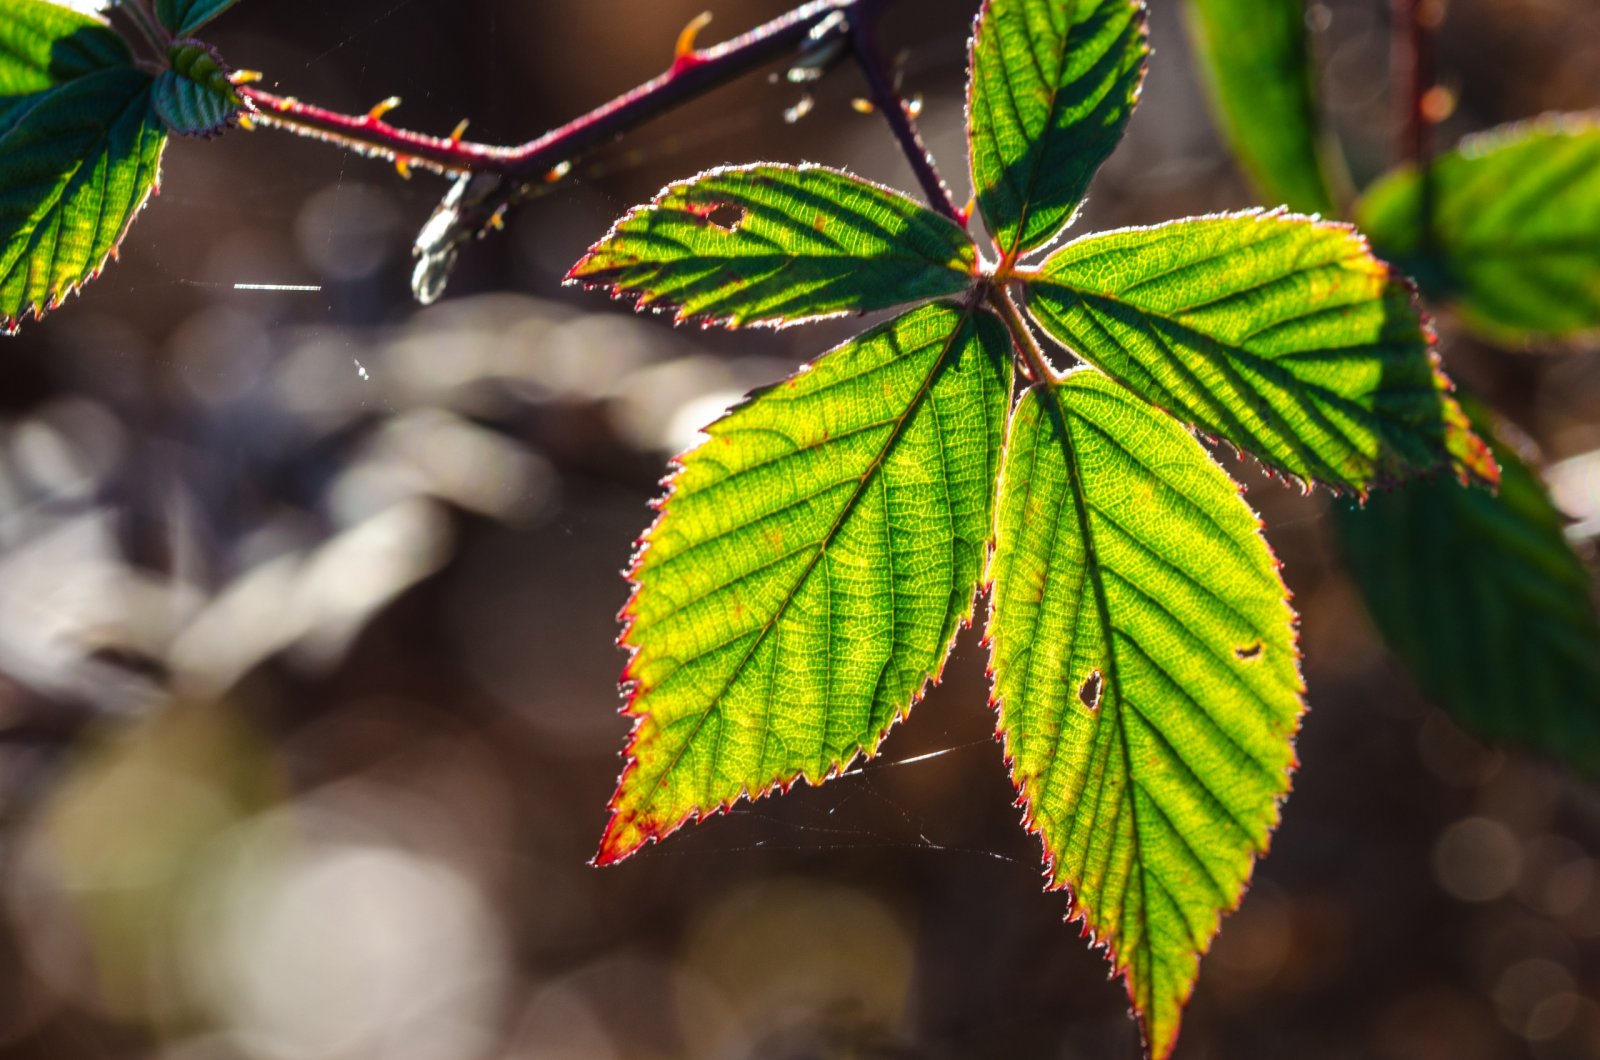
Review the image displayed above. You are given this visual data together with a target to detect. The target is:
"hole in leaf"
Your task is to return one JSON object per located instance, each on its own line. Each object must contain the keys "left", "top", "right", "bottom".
{"left": 1078, "top": 669, "right": 1103, "bottom": 712}
{"left": 1235, "top": 642, "right": 1264, "bottom": 661}
{"left": 697, "top": 201, "right": 746, "bottom": 232}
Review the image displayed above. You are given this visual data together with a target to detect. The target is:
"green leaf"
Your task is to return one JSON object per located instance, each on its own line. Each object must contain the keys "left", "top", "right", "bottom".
{"left": 1357, "top": 117, "right": 1600, "bottom": 343}
{"left": 155, "top": 0, "right": 240, "bottom": 36}
{"left": 1026, "top": 210, "right": 1498, "bottom": 493}
{"left": 567, "top": 163, "right": 977, "bottom": 327}
{"left": 1, "top": 53, "right": 165, "bottom": 333}
{"left": 1337, "top": 409, "right": 1600, "bottom": 769}
{"left": 598, "top": 301, "right": 1012, "bottom": 864}
{"left": 1181, "top": 0, "right": 1346, "bottom": 217}
{"left": 0, "top": 0, "right": 131, "bottom": 128}
{"left": 151, "top": 42, "right": 241, "bottom": 137}
{"left": 967, "top": 0, "right": 1148, "bottom": 261}
{"left": 987, "top": 370, "right": 1302, "bottom": 1060}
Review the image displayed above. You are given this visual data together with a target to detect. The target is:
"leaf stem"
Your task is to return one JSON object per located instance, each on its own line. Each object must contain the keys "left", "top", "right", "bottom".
{"left": 238, "top": 0, "right": 892, "bottom": 179}
{"left": 987, "top": 284, "right": 1059, "bottom": 385}
{"left": 1391, "top": 0, "right": 1439, "bottom": 247}
{"left": 114, "top": 0, "right": 171, "bottom": 57}
{"left": 849, "top": 0, "right": 963, "bottom": 224}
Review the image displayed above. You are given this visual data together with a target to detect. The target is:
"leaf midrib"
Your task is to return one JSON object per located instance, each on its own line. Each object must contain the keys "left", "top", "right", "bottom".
{"left": 629, "top": 301, "right": 985, "bottom": 812}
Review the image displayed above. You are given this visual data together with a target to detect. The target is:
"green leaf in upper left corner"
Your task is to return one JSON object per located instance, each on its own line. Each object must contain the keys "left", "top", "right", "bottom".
{"left": 968, "top": 0, "right": 1149, "bottom": 262}
{"left": 1, "top": 0, "right": 167, "bottom": 333}
{"left": 568, "top": 164, "right": 977, "bottom": 327}
{"left": 155, "top": 0, "right": 241, "bottom": 36}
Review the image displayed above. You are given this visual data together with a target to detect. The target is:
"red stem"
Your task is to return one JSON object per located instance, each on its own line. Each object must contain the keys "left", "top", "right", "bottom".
{"left": 241, "top": 0, "right": 883, "bottom": 180}
{"left": 1392, "top": 0, "right": 1438, "bottom": 243}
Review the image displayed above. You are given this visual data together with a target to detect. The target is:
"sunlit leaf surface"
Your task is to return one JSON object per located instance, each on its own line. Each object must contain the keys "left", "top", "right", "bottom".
{"left": 568, "top": 163, "right": 977, "bottom": 327}
{"left": 1358, "top": 118, "right": 1600, "bottom": 344}
{"left": 1338, "top": 408, "right": 1600, "bottom": 769}
{"left": 599, "top": 301, "right": 1011, "bottom": 863}
{"left": 967, "top": 0, "right": 1148, "bottom": 260}
{"left": 1026, "top": 211, "right": 1496, "bottom": 493}
{"left": 1182, "top": 0, "right": 1345, "bottom": 217}
{"left": 0, "top": 0, "right": 165, "bottom": 333}
{"left": 987, "top": 370, "right": 1303, "bottom": 1060}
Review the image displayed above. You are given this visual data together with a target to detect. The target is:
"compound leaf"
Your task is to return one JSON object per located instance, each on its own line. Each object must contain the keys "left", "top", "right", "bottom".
{"left": 154, "top": 0, "right": 240, "bottom": 36}
{"left": 1337, "top": 408, "right": 1600, "bottom": 769}
{"left": 968, "top": 0, "right": 1148, "bottom": 261}
{"left": 1357, "top": 117, "right": 1600, "bottom": 344}
{"left": 1026, "top": 210, "right": 1497, "bottom": 493}
{"left": 598, "top": 300, "right": 1012, "bottom": 864}
{"left": 568, "top": 163, "right": 977, "bottom": 327}
{"left": 1, "top": 26, "right": 164, "bottom": 333}
{"left": 1182, "top": 0, "right": 1346, "bottom": 217}
{"left": 987, "top": 370, "right": 1302, "bottom": 1060}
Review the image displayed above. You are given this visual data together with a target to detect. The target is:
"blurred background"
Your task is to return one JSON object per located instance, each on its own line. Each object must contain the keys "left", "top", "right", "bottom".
{"left": 0, "top": 0, "right": 1598, "bottom": 1056}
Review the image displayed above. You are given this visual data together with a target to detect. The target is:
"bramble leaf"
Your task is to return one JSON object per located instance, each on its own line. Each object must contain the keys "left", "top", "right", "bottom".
{"left": 567, "top": 163, "right": 977, "bottom": 327}
{"left": 151, "top": 42, "right": 243, "bottom": 137}
{"left": 987, "top": 370, "right": 1302, "bottom": 1060}
{"left": 598, "top": 301, "right": 1011, "bottom": 863}
{"left": 1025, "top": 211, "right": 1497, "bottom": 493}
{"left": 967, "top": 0, "right": 1148, "bottom": 261}
{"left": 1357, "top": 118, "right": 1600, "bottom": 344}
{"left": 1337, "top": 406, "right": 1600, "bottom": 769}
{"left": 155, "top": 0, "right": 240, "bottom": 36}
{"left": 0, "top": 0, "right": 131, "bottom": 126}
{"left": 1, "top": 5, "right": 165, "bottom": 334}
{"left": 1181, "top": 0, "right": 1346, "bottom": 217}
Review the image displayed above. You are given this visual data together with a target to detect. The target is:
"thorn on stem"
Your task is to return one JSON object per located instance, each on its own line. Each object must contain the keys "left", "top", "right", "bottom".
{"left": 367, "top": 96, "right": 401, "bottom": 122}
{"left": 449, "top": 118, "right": 470, "bottom": 144}
{"left": 675, "top": 11, "right": 714, "bottom": 64}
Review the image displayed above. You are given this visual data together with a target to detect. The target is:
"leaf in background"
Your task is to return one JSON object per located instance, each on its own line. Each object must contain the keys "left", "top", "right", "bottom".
{"left": 967, "top": 0, "right": 1148, "bottom": 261}
{"left": 150, "top": 41, "right": 242, "bottom": 137}
{"left": 1181, "top": 0, "right": 1347, "bottom": 217}
{"left": 598, "top": 301, "right": 1012, "bottom": 864}
{"left": 154, "top": 0, "right": 240, "bottom": 36}
{"left": 987, "top": 370, "right": 1302, "bottom": 1060}
{"left": 1357, "top": 118, "right": 1600, "bottom": 344}
{"left": 567, "top": 164, "right": 977, "bottom": 327}
{"left": 1337, "top": 408, "right": 1600, "bottom": 769}
{"left": 0, "top": 10, "right": 165, "bottom": 333}
{"left": 1026, "top": 210, "right": 1497, "bottom": 493}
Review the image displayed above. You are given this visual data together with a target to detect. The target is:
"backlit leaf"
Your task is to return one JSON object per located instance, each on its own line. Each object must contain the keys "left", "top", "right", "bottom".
{"left": 1357, "top": 118, "right": 1600, "bottom": 344}
{"left": 0, "top": 0, "right": 130, "bottom": 128}
{"left": 1182, "top": 0, "right": 1346, "bottom": 217}
{"left": 987, "top": 370, "right": 1303, "bottom": 1060}
{"left": 0, "top": 29, "right": 164, "bottom": 333}
{"left": 1026, "top": 210, "right": 1497, "bottom": 493}
{"left": 1337, "top": 408, "right": 1600, "bottom": 769}
{"left": 598, "top": 301, "right": 1012, "bottom": 864}
{"left": 967, "top": 0, "right": 1148, "bottom": 261}
{"left": 568, "top": 163, "right": 977, "bottom": 327}
{"left": 154, "top": 0, "right": 240, "bottom": 36}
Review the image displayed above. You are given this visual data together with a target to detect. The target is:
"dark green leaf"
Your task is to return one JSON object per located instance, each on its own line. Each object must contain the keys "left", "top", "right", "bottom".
{"left": 988, "top": 370, "right": 1302, "bottom": 1060}
{"left": 1337, "top": 409, "right": 1600, "bottom": 769}
{"left": 1026, "top": 210, "right": 1497, "bottom": 493}
{"left": 1, "top": 0, "right": 131, "bottom": 128}
{"left": 598, "top": 301, "right": 1012, "bottom": 863}
{"left": 155, "top": 0, "right": 240, "bottom": 36}
{"left": 1182, "top": 0, "right": 1346, "bottom": 216}
{"left": 568, "top": 164, "right": 977, "bottom": 327}
{"left": 151, "top": 42, "right": 241, "bottom": 137}
{"left": 967, "top": 0, "right": 1148, "bottom": 260}
{"left": 0, "top": 12, "right": 165, "bottom": 334}
{"left": 1357, "top": 117, "right": 1600, "bottom": 343}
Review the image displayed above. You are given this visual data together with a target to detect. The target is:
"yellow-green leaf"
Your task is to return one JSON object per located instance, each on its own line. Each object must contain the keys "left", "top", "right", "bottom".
{"left": 568, "top": 163, "right": 977, "bottom": 327}
{"left": 1026, "top": 210, "right": 1497, "bottom": 493}
{"left": 967, "top": 0, "right": 1148, "bottom": 260}
{"left": 599, "top": 301, "right": 1012, "bottom": 863}
{"left": 987, "top": 370, "right": 1303, "bottom": 1060}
